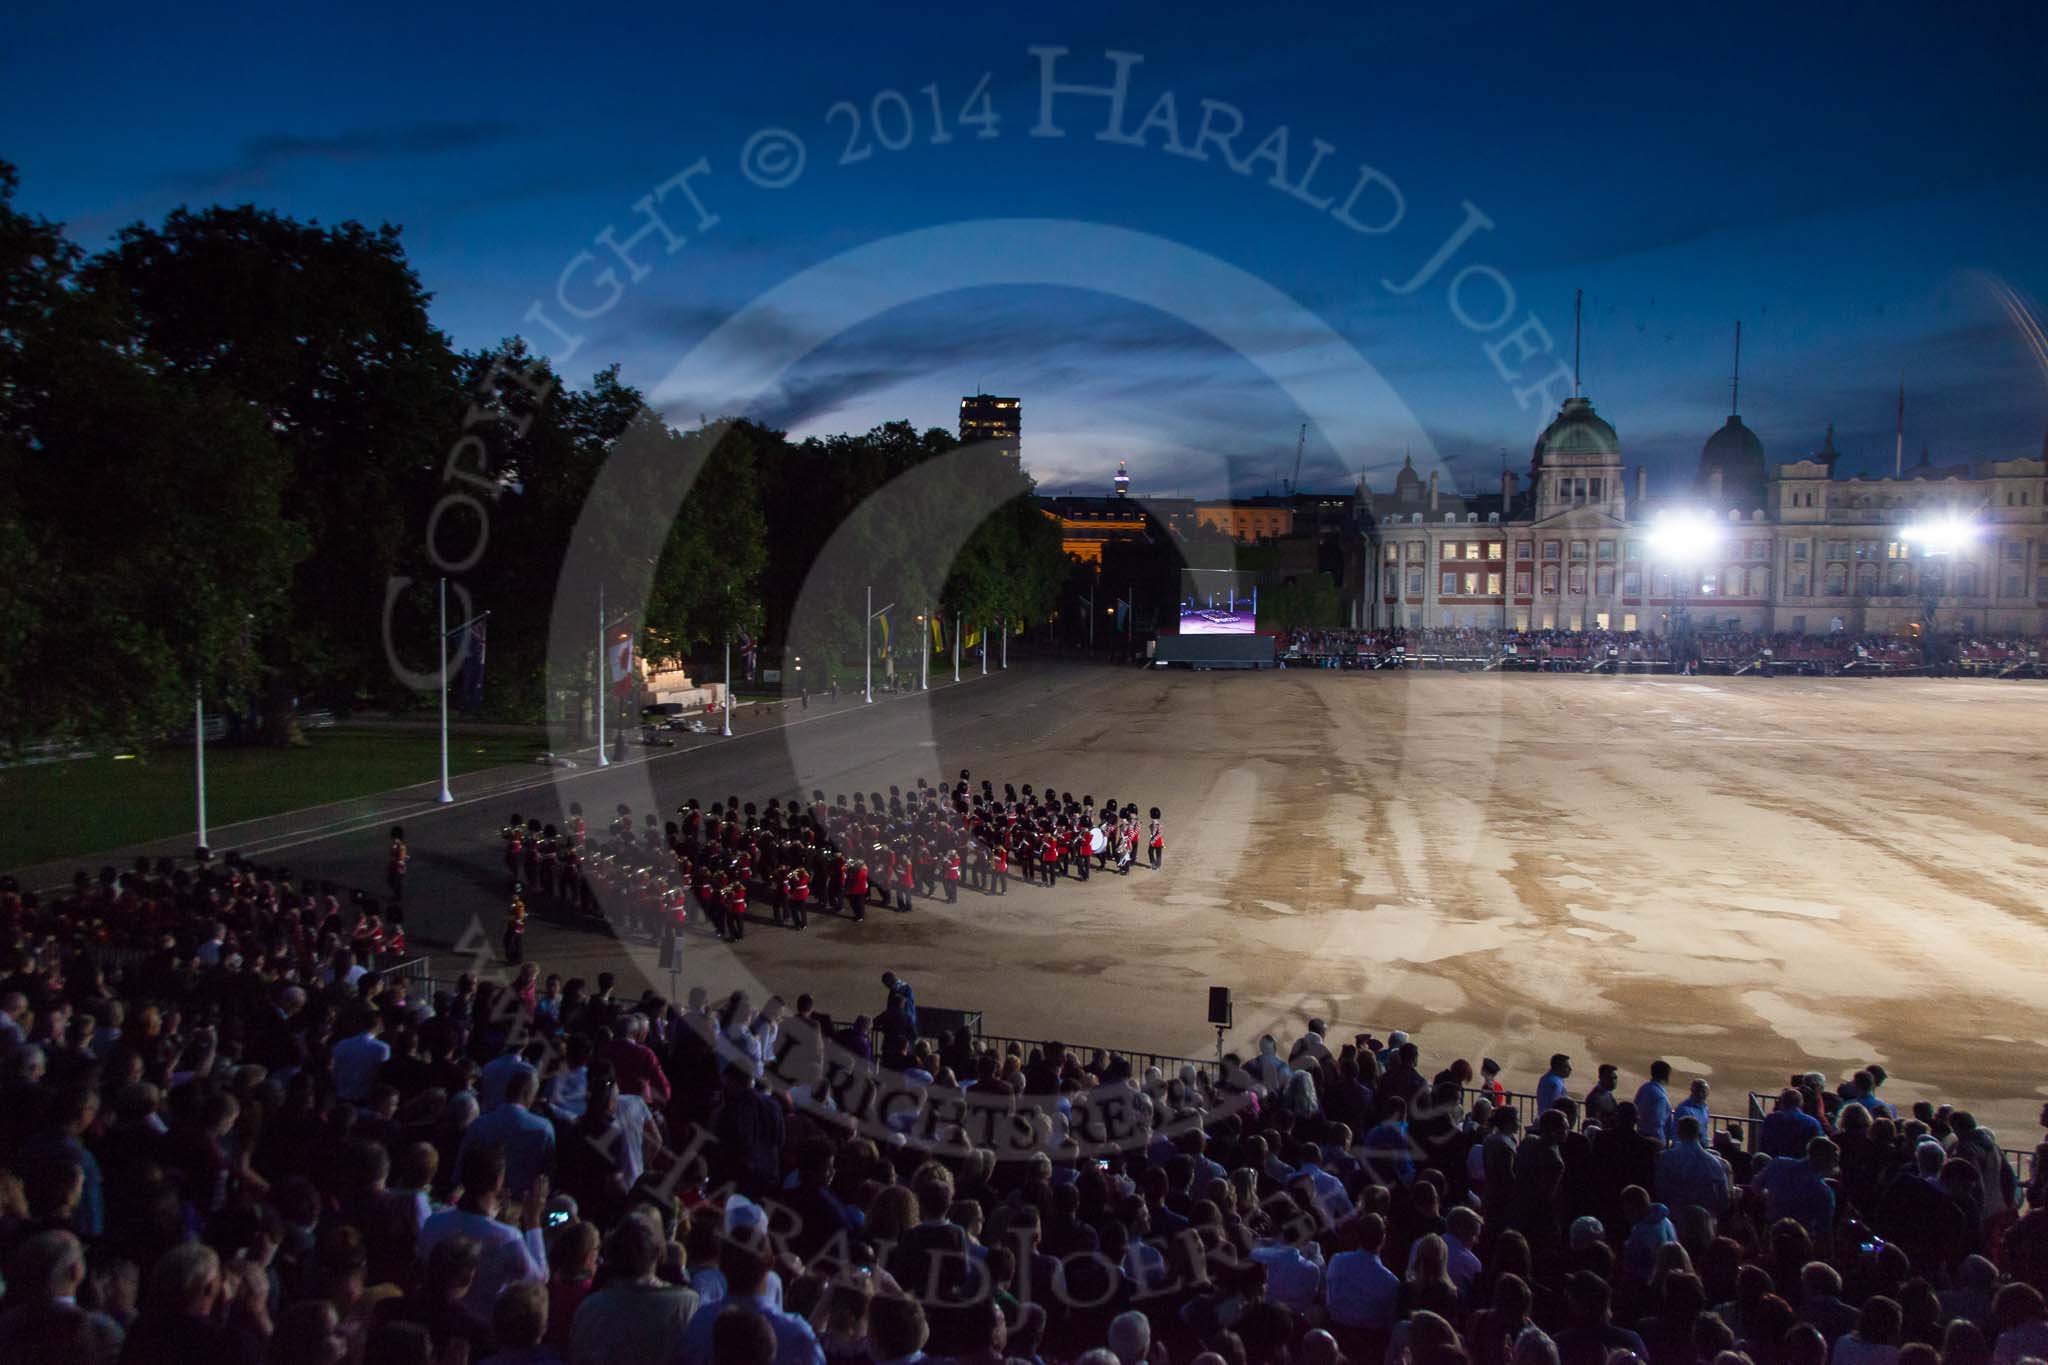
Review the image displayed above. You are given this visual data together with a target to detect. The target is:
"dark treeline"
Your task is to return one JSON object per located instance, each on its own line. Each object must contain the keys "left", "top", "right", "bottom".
{"left": 0, "top": 162, "right": 1067, "bottom": 748}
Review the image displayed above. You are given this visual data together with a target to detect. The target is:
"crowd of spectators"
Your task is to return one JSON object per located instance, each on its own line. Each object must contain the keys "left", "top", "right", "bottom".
{"left": 1274, "top": 629, "right": 2045, "bottom": 676}
{"left": 4, "top": 860, "right": 2048, "bottom": 1365}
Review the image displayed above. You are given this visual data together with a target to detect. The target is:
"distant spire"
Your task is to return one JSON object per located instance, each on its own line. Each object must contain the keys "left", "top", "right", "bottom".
{"left": 1730, "top": 320, "right": 1743, "bottom": 415}
{"left": 1820, "top": 421, "right": 1837, "bottom": 459}
{"left": 1895, "top": 375, "right": 1905, "bottom": 478}
{"left": 1573, "top": 288, "right": 1583, "bottom": 398}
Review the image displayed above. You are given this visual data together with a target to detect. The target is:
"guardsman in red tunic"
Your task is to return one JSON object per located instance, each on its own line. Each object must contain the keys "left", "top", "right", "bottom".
{"left": 1039, "top": 831, "right": 1059, "bottom": 887}
{"left": 1149, "top": 806, "right": 1165, "bottom": 869}
{"left": 503, "top": 816, "right": 524, "bottom": 892}
{"left": 504, "top": 885, "right": 527, "bottom": 963}
{"left": 786, "top": 865, "right": 810, "bottom": 929}
{"left": 567, "top": 801, "right": 587, "bottom": 848}
{"left": 696, "top": 868, "right": 723, "bottom": 938}
{"left": 723, "top": 878, "right": 747, "bottom": 941}
{"left": 846, "top": 859, "right": 869, "bottom": 922}
{"left": 894, "top": 848, "right": 915, "bottom": 912}
{"left": 942, "top": 848, "right": 962, "bottom": 903}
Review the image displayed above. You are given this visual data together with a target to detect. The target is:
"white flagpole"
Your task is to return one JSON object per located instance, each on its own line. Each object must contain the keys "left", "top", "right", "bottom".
{"left": 194, "top": 685, "right": 208, "bottom": 851}
{"left": 921, "top": 610, "right": 930, "bottom": 691}
{"left": 437, "top": 577, "right": 454, "bottom": 803}
{"left": 865, "top": 585, "right": 874, "bottom": 704}
{"left": 953, "top": 616, "right": 961, "bottom": 682}
{"left": 722, "top": 637, "right": 733, "bottom": 736}
{"left": 596, "top": 584, "right": 609, "bottom": 766}
{"left": 980, "top": 622, "right": 987, "bottom": 675}
{"left": 1001, "top": 618, "right": 1008, "bottom": 669}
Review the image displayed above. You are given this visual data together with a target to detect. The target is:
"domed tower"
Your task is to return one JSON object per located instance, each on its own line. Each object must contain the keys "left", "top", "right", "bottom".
{"left": 1696, "top": 321, "right": 1767, "bottom": 509}
{"left": 1530, "top": 395, "right": 1624, "bottom": 517}
{"left": 1698, "top": 416, "right": 1767, "bottom": 508}
{"left": 1392, "top": 452, "right": 1425, "bottom": 503}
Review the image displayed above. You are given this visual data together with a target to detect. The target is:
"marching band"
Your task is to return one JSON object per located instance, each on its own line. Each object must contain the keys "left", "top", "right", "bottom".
{"left": 486, "top": 773, "right": 1165, "bottom": 960}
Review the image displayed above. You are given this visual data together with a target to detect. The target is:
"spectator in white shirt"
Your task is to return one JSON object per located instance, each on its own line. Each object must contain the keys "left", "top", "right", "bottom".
{"left": 330, "top": 1007, "right": 390, "bottom": 1106}
{"left": 416, "top": 1144, "right": 549, "bottom": 1318}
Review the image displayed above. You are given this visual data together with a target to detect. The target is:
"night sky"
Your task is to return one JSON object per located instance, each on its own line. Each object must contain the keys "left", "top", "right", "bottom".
{"left": 7, "top": 2, "right": 2047, "bottom": 498}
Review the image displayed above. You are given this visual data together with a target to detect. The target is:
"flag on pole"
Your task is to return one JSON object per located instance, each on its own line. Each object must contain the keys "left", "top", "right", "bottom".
{"left": 738, "top": 630, "right": 759, "bottom": 681}
{"left": 457, "top": 617, "right": 488, "bottom": 709}
{"left": 608, "top": 633, "right": 636, "bottom": 697}
{"left": 930, "top": 614, "right": 943, "bottom": 652}
{"left": 875, "top": 612, "right": 890, "bottom": 653}
{"left": 964, "top": 623, "right": 981, "bottom": 649}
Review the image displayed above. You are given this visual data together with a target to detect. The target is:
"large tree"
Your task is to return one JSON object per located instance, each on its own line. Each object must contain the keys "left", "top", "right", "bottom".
{"left": 0, "top": 165, "right": 301, "bottom": 747}
{"left": 85, "top": 204, "right": 461, "bottom": 739}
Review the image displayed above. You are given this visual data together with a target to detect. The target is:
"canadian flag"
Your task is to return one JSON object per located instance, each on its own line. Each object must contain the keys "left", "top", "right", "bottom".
{"left": 608, "top": 635, "right": 636, "bottom": 696}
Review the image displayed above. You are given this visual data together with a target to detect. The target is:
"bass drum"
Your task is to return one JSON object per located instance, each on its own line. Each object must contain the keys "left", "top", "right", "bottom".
{"left": 1089, "top": 828, "right": 1108, "bottom": 855}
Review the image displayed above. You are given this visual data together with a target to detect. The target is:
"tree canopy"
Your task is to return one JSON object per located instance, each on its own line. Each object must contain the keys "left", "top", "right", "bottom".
{"left": 0, "top": 163, "right": 1070, "bottom": 748}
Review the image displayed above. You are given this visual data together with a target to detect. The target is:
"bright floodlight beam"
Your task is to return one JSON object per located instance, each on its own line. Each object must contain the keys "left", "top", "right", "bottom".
{"left": 1901, "top": 515, "right": 1980, "bottom": 555}
{"left": 1648, "top": 510, "right": 1724, "bottom": 560}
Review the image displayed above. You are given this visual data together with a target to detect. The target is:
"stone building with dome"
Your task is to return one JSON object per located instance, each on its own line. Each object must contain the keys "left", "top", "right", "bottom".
{"left": 1358, "top": 391, "right": 2048, "bottom": 636}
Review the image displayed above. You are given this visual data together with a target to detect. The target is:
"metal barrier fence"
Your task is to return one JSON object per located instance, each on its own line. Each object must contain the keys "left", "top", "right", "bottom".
{"left": 1748, "top": 1090, "right": 2036, "bottom": 1187}
{"left": 979, "top": 1033, "right": 1223, "bottom": 1085}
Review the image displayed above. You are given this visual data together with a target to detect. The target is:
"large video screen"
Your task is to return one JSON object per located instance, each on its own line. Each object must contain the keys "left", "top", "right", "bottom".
{"left": 1179, "top": 569, "right": 1257, "bottom": 635}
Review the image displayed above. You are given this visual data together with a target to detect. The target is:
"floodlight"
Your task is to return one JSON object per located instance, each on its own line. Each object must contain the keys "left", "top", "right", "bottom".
{"left": 1901, "top": 515, "right": 1979, "bottom": 556}
{"left": 1647, "top": 510, "right": 1724, "bottom": 561}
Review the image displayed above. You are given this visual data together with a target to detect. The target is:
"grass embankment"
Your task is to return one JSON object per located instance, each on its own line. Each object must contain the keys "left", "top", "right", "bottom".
{"left": 0, "top": 725, "right": 547, "bottom": 872}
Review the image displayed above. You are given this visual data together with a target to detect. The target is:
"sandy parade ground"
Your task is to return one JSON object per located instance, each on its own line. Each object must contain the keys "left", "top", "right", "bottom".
{"left": 410, "top": 663, "right": 2048, "bottom": 1139}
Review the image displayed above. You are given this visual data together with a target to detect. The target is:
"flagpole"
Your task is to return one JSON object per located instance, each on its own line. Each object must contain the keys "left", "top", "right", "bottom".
{"left": 722, "top": 636, "right": 733, "bottom": 736}
{"left": 865, "top": 586, "right": 874, "bottom": 704}
{"left": 921, "top": 610, "right": 930, "bottom": 691}
{"left": 953, "top": 616, "right": 961, "bottom": 683}
{"left": 596, "top": 584, "right": 608, "bottom": 767}
{"left": 1001, "top": 617, "right": 1008, "bottom": 670}
{"left": 980, "top": 622, "right": 987, "bottom": 675}
{"left": 437, "top": 577, "right": 454, "bottom": 803}
{"left": 194, "top": 685, "right": 208, "bottom": 852}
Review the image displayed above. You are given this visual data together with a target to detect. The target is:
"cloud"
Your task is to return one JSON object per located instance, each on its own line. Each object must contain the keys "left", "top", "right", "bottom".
{"left": 168, "top": 120, "right": 520, "bottom": 198}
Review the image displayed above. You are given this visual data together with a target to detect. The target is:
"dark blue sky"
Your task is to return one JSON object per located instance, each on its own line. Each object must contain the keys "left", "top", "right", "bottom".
{"left": 7, "top": 1, "right": 2047, "bottom": 496}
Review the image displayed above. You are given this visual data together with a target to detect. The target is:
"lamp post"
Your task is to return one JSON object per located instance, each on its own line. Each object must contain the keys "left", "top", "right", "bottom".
{"left": 1902, "top": 514, "right": 1980, "bottom": 671}
{"left": 1648, "top": 510, "right": 1724, "bottom": 674}
{"left": 596, "top": 584, "right": 608, "bottom": 766}
{"left": 864, "top": 588, "right": 893, "bottom": 704}
{"left": 194, "top": 685, "right": 208, "bottom": 852}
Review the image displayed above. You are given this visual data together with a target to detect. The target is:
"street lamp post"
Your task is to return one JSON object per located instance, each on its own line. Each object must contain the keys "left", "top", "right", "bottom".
{"left": 194, "top": 685, "right": 208, "bottom": 852}
{"left": 1903, "top": 514, "right": 1981, "bottom": 672}
{"left": 1648, "top": 510, "right": 1725, "bottom": 675}
{"left": 864, "top": 588, "right": 894, "bottom": 704}
{"left": 596, "top": 584, "right": 608, "bottom": 766}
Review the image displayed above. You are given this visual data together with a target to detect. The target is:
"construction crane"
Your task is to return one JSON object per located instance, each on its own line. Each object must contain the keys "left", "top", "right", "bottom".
{"left": 1285, "top": 423, "right": 1306, "bottom": 495}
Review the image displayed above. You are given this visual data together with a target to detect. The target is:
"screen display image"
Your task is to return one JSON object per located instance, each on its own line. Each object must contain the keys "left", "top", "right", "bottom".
{"left": 1177, "top": 593, "right": 1256, "bottom": 635}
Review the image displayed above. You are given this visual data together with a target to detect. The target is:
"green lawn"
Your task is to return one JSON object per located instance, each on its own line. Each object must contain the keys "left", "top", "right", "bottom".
{"left": 0, "top": 725, "right": 548, "bottom": 872}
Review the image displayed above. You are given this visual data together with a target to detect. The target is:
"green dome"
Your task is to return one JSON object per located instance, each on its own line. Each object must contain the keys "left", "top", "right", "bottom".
{"left": 1532, "top": 396, "right": 1620, "bottom": 465}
